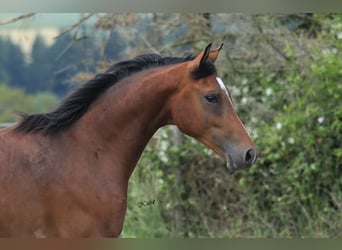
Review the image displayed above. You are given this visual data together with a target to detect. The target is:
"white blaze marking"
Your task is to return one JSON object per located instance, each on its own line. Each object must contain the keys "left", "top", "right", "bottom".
{"left": 216, "top": 76, "right": 252, "bottom": 138}
{"left": 216, "top": 77, "right": 229, "bottom": 99}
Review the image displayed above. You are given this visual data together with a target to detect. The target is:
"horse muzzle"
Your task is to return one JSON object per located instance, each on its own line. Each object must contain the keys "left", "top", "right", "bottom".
{"left": 225, "top": 147, "right": 257, "bottom": 173}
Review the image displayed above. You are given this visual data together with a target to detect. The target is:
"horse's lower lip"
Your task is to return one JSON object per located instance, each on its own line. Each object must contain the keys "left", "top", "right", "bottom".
{"left": 226, "top": 154, "right": 237, "bottom": 173}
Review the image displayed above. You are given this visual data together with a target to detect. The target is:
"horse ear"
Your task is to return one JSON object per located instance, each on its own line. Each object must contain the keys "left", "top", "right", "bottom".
{"left": 188, "top": 43, "right": 224, "bottom": 69}
{"left": 208, "top": 43, "right": 224, "bottom": 62}
{"left": 189, "top": 43, "right": 212, "bottom": 69}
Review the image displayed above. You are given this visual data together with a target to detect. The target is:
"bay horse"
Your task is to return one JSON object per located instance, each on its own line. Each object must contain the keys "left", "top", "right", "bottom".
{"left": 0, "top": 43, "right": 256, "bottom": 237}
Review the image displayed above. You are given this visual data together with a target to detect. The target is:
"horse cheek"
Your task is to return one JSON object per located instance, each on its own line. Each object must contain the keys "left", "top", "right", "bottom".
{"left": 174, "top": 101, "right": 202, "bottom": 138}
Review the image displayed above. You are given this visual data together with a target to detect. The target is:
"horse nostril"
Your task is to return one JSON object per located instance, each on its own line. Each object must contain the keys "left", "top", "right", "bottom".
{"left": 244, "top": 148, "right": 257, "bottom": 167}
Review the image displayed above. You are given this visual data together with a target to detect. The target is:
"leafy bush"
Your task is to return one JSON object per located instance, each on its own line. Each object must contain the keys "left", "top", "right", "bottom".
{"left": 242, "top": 41, "right": 342, "bottom": 236}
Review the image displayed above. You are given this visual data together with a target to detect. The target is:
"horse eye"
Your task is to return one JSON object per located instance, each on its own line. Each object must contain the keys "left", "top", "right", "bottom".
{"left": 204, "top": 94, "right": 218, "bottom": 104}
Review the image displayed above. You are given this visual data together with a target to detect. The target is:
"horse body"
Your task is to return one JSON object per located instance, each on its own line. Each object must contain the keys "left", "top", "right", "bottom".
{"left": 0, "top": 43, "right": 257, "bottom": 237}
{"left": 0, "top": 66, "right": 178, "bottom": 237}
{"left": 0, "top": 113, "right": 123, "bottom": 237}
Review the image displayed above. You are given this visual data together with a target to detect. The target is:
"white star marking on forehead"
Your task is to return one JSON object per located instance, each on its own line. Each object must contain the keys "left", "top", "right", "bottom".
{"left": 216, "top": 77, "right": 251, "bottom": 138}
{"left": 216, "top": 77, "right": 229, "bottom": 97}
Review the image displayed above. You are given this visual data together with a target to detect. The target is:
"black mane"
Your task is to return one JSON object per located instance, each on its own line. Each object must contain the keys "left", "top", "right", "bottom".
{"left": 15, "top": 52, "right": 216, "bottom": 134}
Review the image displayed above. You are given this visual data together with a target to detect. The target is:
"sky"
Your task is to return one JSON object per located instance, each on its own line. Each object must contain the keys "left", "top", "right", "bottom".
{"left": 0, "top": 13, "right": 92, "bottom": 56}
{"left": 0, "top": 13, "right": 82, "bottom": 29}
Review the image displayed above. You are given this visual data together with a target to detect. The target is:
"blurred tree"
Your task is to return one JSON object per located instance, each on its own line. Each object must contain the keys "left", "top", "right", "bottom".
{"left": 0, "top": 37, "right": 28, "bottom": 89}
{"left": 49, "top": 32, "right": 100, "bottom": 96}
{"left": 28, "top": 35, "right": 53, "bottom": 93}
{"left": 0, "top": 38, "right": 11, "bottom": 84}
{"left": 103, "top": 29, "right": 127, "bottom": 61}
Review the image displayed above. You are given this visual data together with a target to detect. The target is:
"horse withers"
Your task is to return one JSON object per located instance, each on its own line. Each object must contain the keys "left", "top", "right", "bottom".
{"left": 0, "top": 43, "right": 256, "bottom": 237}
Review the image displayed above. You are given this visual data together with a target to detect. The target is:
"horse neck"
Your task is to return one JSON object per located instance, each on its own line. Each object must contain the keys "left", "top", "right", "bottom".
{"left": 71, "top": 65, "right": 183, "bottom": 178}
